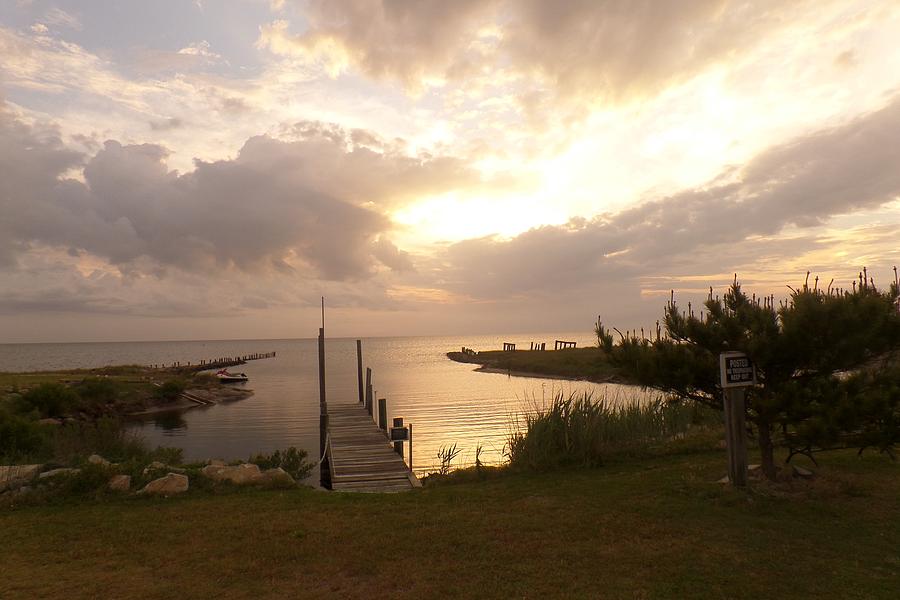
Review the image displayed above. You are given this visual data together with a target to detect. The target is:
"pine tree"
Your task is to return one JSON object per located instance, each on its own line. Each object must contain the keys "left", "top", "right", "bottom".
{"left": 608, "top": 270, "right": 900, "bottom": 480}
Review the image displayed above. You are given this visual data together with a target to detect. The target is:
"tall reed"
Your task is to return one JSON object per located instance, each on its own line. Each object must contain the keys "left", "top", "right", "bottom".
{"left": 506, "top": 392, "right": 710, "bottom": 470}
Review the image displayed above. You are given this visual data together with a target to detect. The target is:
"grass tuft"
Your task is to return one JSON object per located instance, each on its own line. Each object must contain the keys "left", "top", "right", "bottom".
{"left": 507, "top": 391, "right": 717, "bottom": 470}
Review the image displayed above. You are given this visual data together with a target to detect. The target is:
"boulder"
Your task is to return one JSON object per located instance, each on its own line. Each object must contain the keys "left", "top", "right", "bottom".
{"left": 201, "top": 463, "right": 263, "bottom": 485}
{"left": 87, "top": 454, "right": 110, "bottom": 467}
{"left": 108, "top": 475, "right": 131, "bottom": 492}
{"left": 38, "top": 468, "right": 81, "bottom": 480}
{"left": 792, "top": 465, "right": 815, "bottom": 479}
{"left": 206, "top": 459, "right": 226, "bottom": 467}
{"left": 261, "top": 467, "right": 295, "bottom": 487}
{"left": 140, "top": 473, "right": 188, "bottom": 496}
{"left": 0, "top": 464, "right": 43, "bottom": 492}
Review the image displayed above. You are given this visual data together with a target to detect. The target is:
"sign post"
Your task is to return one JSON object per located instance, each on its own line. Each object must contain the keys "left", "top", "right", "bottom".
{"left": 390, "top": 417, "right": 409, "bottom": 460}
{"left": 719, "top": 351, "right": 756, "bottom": 487}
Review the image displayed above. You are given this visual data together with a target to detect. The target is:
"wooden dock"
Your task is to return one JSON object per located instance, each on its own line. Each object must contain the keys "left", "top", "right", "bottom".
{"left": 316, "top": 324, "right": 419, "bottom": 492}
{"left": 326, "top": 403, "right": 419, "bottom": 492}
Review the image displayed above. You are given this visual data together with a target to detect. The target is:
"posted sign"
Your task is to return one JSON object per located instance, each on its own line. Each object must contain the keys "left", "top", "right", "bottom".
{"left": 390, "top": 426, "right": 410, "bottom": 442}
{"left": 719, "top": 351, "right": 756, "bottom": 388}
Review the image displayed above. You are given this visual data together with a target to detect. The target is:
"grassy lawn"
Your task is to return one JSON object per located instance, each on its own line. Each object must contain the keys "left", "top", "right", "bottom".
{"left": 2, "top": 449, "right": 897, "bottom": 599}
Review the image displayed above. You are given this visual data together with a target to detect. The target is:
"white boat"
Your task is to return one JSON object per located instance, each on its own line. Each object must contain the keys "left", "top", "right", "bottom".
{"left": 216, "top": 369, "right": 248, "bottom": 383}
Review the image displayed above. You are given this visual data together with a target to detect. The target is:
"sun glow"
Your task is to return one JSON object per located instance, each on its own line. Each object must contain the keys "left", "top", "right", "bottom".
{"left": 391, "top": 191, "right": 567, "bottom": 246}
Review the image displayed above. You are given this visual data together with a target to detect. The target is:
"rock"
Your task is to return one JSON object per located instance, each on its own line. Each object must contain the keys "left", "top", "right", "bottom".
{"left": 140, "top": 473, "right": 188, "bottom": 496}
{"left": 108, "top": 475, "right": 131, "bottom": 492}
{"left": 748, "top": 464, "right": 761, "bottom": 472}
{"left": 261, "top": 467, "right": 295, "bottom": 487}
{"left": 142, "top": 461, "right": 166, "bottom": 475}
{"left": 0, "top": 464, "right": 43, "bottom": 492}
{"left": 38, "top": 468, "right": 81, "bottom": 480}
{"left": 143, "top": 461, "right": 185, "bottom": 475}
{"left": 792, "top": 465, "right": 815, "bottom": 478}
{"left": 201, "top": 463, "right": 263, "bottom": 485}
{"left": 87, "top": 454, "right": 110, "bottom": 467}
{"left": 716, "top": 475, "right": 730, "bottom": 484}
{"left": 207, "top": 459, "right": 226, "bottom": 467}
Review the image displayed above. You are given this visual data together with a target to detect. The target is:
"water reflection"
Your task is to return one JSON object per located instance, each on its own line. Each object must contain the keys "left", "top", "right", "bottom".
{"left": 2, "top": 334, "right": 655, "bottom": 475}
{"left": 152, "top": 410, "right": 188, "bottom": 433}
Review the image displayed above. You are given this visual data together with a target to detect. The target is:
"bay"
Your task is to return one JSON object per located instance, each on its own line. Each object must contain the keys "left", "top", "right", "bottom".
{"left": 0, "top": 333, "right": 654, "bottom": 475}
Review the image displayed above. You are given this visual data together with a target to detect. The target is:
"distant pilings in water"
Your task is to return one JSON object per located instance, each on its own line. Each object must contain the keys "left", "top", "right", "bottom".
{"left": 149, "top": 351, "right": 276, "bottom": 372}
{"left": 460, "top": 347, "right": 478, "bottom": 356}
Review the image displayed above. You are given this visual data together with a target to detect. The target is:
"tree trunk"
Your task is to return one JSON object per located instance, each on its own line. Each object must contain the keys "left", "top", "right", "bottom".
{"left": 757, "top": 418, "right": 777, "bottom": 480}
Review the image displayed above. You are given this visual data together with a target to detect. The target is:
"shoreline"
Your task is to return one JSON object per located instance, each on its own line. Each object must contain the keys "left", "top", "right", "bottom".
{"left": 1, "top": 365, "right": 255, "bottom": 422}
{"left": 446, "top": 349, "right": 623, "bottom": 385}
{"left": 472, "top": 365, "right": 608, "bottom": 382}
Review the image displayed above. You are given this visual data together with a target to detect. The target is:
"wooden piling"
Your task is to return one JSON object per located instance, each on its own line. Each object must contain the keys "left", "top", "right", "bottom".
{"left": 365, "top": 368, "right": 373, "bottom": 415}
{"left": 393, "top": 417, "right": 404, "bottom": 459}
{"left": 318, "top": 325, "right": 330, "bottom": 488}
{"left": 356, "top": 339, "right": 364, "bottom": 404}
{"left": 378, "top": 398, "right": 387, "bottom": 431}
{"left": 408, "top": 422, "right": 413, "bottom": 472}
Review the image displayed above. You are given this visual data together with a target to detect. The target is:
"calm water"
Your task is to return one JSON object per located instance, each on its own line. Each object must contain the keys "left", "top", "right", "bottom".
{"left": 0, "top": 334, "right": 653, "bottom": 475}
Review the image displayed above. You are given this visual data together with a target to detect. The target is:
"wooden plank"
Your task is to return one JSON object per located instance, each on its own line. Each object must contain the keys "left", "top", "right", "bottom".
{"left": 327, "top": 401, "right": 418, "bottom": 493}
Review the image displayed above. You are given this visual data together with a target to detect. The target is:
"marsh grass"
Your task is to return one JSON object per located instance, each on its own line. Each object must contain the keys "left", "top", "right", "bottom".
{"left": 507, "top": 391, "right": 716, "bottom": 470}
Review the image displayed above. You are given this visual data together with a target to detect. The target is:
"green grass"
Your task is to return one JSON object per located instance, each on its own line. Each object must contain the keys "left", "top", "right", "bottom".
{"left": 1, "top": 449, "right": 897, "bottom": 599}
{"left": 456, "top": 347, "right": 620, "bottom": 382}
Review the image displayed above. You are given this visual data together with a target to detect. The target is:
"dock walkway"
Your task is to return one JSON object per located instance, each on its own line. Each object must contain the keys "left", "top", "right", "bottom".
{"left": 327, "top": 403, "right": 419, "bottom": 493}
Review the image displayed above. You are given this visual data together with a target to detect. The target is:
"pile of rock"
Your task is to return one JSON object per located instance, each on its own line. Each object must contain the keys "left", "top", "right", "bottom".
{"left": 1, "top": 455, "right": 298, "bottom": 501}
{"left": 201, "top": 461, "right": 295, "bottom": 487}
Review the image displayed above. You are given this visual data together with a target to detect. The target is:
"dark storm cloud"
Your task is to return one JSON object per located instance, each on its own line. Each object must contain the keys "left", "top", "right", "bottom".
{"left": 440, "top": 97, "right": 900, "bottom": 298}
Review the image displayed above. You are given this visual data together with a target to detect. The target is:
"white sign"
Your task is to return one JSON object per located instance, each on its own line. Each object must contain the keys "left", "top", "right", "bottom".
{"left": 719, "top": 351, "right": 756, "bottom": 388}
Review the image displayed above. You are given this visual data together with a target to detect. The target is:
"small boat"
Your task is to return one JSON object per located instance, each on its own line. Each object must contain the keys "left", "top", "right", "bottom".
{"left": 216, "top": 369, "right": 248, "bottom": 383}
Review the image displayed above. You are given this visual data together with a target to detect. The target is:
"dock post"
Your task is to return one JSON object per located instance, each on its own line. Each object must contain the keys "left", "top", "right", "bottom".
{"left": 408, "top": 422, "right": 413, "bottom": 472}
{"left": 378, "top": 398, "right": 387, "bottom": 430}
{"left": 318, "top": 324, "right": 330, "bottom": 488}
{"left": 393, "top": 417, "right": 404, "bottom": 458}
{"left": 365, "top": 368, "right": 373, "bottom": 415}
{"left": 356, "top": 339, "right": 364, "bottom": 404}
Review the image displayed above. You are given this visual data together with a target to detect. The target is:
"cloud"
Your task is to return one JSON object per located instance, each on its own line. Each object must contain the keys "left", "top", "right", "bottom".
{"left": 148, "top": 117, "right": 184, "bottom": 131}
{"left": 0, "top": 103, "right": 479, "bottom": 284}
{"left": 371, "top": 237, "right": 414, "bottom": 273}
{"left": 261, "top": 0, "right": 840, "bottom": 103}
{"left": 177, "top": 40, "right": 221, "bottom": 60}
{"left": 437, "top": 96, "right": 900, "bottom": 300}
{"left": 43, "top": 7, "right": 82, "bottom": 31}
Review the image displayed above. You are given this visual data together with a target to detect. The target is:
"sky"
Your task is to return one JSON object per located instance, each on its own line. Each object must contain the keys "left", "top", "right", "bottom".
{"left": 1, "top": 0, "right": 900, "bottom": 343}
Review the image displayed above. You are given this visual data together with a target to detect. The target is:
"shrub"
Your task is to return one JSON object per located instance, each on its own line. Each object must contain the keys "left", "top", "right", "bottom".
{"left": 154, "top": 380, "right": 186, "bottom": 403}
{"left": 249, "top": 447, "right": 313, "bottom": 480}
{"left": 52, "top": 463, "right": 114, "bottom": 498}
{"left": 49, "top": 418, "right": 148, "bottom": 463}
{"left": 0, "top": 410, "right": 48, "bottom": 462}
{"left": 19, "top": 383, "right": 79, "bottom": 418}
{"left": 75, "top": 378, "right": 118, "bottom": 407}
